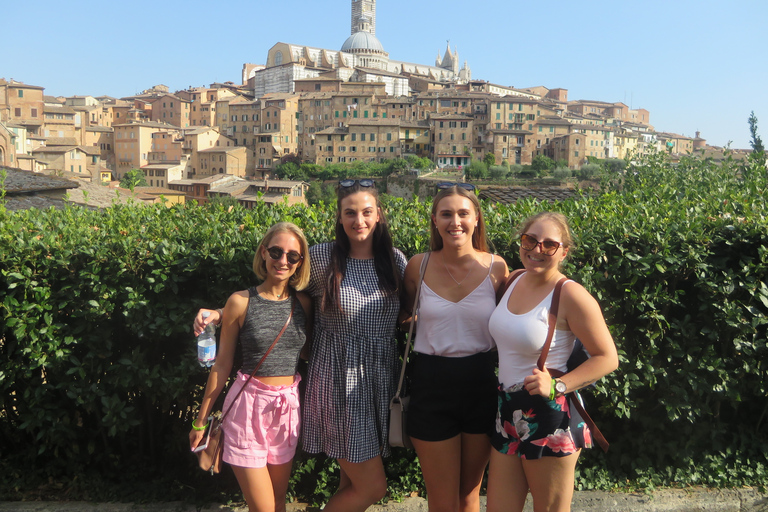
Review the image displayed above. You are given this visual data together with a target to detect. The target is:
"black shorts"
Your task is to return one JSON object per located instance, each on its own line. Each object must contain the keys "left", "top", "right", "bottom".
{"left": 406, "top": 351, "right": 497, "bottom": 442}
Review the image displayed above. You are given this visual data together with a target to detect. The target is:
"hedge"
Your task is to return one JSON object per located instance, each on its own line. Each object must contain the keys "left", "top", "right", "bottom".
{"left": 0, "top": 151, "right": 766, "bottom": 503}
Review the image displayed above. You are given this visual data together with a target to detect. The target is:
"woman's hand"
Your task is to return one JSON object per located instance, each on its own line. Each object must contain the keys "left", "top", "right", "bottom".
{"left": 193, "top": 308, "right": 220, "bottom": 336}
{"left": 189, "top": 419, "right": 207, "bottom": 451}
{"left": 523, "top": 367, "right": 552, "bottom": 398}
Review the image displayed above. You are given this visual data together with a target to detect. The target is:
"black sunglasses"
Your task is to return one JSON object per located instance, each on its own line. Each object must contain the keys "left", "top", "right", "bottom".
{"left": 266, "top": 246, "right": 304, "bottom": 265}
{"left": 437, "top": 182, "right": 476, "bottom": 191}
{"left": 520, "top": 234, "right": 563, "bottom": 256}
{"left": 339, "top": 179, "right": 374, "bottom": 188}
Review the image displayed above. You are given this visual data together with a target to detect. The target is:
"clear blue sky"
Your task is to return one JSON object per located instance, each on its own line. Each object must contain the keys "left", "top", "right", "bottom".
{"left": 4, "top": 0, "right": 766, "bottom": 149}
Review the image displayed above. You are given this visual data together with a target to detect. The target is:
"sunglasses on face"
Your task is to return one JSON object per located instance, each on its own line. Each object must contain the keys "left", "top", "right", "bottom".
{"left": 266, "top": 246, "right": 304, "bottom": 265}
{"left": 437, "top": 182, "right": 476, "bottom": 191}
{"left": 339, "top": 179, "right": 374, "bottom": 188}
{"left": 520, "top": 233, "right": 563, "bottom": 256}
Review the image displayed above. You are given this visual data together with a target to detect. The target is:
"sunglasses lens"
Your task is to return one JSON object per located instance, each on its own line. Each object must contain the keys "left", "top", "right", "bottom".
{"left": 459, "top": 183, "right": 476, "bottom": 191}
{"left": 542, "top": 242, "right": 559, "bottom": 255}
{"left": 359, "top": 179, "right": 374, "bottom": 187}
{"left": 520, "top": 234, "right": 537, "bottom": 250}
{"left": 268, "top": 247, "right": 302, "bottom": 264}
{"left": 339, "top": 179, "right": 355, "bottom": 187}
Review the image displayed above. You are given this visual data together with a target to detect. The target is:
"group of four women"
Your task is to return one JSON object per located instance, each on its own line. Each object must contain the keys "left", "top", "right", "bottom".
{"left": 189, "top": 180, "right": 618, "bottom": 512}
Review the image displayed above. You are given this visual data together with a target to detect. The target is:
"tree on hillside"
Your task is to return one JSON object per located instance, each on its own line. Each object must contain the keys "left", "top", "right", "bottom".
{"left": 120, "top": 169, "right": 147, "bottom": 191}
{"left": 305, "top": 181, "right": 337, "bottom": 206}
{"left": 531, "top": 155, "right": 555, "bottom": 174}
{"left": 749, "top": 111, "right": 765, "bottom": 154}
{"left": 483, "top": 152, "right": 496, "bottom": 167}
{"left": 275, "top": 162, "right": 307, "bottom": 180}
{"left": 464, "top": 159, "right": 488, "bottom": 180}
{"left": 385, "top": 158, "right": 409, "bottom": 176}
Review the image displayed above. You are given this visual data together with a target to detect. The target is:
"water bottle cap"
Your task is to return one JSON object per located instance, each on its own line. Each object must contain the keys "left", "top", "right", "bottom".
{"left": 202, "top": 311, "right": 210, "bottom": 319}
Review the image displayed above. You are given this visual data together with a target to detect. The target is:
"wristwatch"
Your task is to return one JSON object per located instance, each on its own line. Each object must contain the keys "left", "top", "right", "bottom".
{"left": 554, "top": 378, "right": 567, "bottom": 397}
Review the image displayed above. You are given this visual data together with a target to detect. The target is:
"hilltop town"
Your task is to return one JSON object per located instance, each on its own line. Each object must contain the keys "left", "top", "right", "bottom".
{"left": 0, "top": 0, "right": 745, "bottom": 208}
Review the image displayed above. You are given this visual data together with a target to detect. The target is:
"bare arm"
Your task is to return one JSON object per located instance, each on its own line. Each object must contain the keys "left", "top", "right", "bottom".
{"left": 557, "top": 282, "right": 618, "bottom": 393}
{"left": 188, "top": 291, "right": 247, "bottom": 450}
{"left": 399, "top": 253, "right": 425, "bottom": 330}
{"left": 296, "top": 291, "right": 314, "bottom": 360}
{"left": 489, "top": 253, "right": 510, "bottom": 298}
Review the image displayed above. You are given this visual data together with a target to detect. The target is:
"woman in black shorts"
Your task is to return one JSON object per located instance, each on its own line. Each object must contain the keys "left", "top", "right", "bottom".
{"left": 401, "top": 184, "right": 508, "bottom": 512}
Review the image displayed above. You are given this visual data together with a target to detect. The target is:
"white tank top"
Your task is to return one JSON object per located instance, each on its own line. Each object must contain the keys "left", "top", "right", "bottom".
{"left": 489, "top": 276, "right": 576, "bottom": 387}
{"left": 414, "top": 255, "right": 497, "bottom": 357}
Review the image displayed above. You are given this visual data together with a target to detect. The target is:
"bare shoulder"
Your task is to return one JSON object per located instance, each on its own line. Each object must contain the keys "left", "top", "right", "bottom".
{"left": 561, "top": 280, "right": 601, "bottom": 312}
{"left": 489, "top": 253, "right": 509, "bottom": 278}
{"left": 404, "top": 252, "right": 429, "bottom": 281}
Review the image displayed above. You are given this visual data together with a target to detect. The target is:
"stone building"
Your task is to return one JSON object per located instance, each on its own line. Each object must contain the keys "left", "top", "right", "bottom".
{"left": 249, "top": 1, "right": 472, "bottom": 98}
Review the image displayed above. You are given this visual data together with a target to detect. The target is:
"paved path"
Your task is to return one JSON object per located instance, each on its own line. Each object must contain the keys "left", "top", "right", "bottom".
{"left": 2, "top": 489, "right": 768, "bottom": 512}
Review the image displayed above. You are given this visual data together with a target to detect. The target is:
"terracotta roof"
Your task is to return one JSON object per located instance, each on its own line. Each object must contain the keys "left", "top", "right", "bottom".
{"left": 43, "top": 105, "right": 77, "bottom": 114}
{"left": 43, "top": 137, "right": 80, "bottom": 146}
{"left": 347, "top": 118, "right": 401, "bottom": 127}
{"left": 133, "top": 186, "right": 186, "bottom": 195}
{"left": 316, "top": 127, "right": 349, "bottom": 135}
{"left": 479, "top": 186, "right": 578, "bottom": 205}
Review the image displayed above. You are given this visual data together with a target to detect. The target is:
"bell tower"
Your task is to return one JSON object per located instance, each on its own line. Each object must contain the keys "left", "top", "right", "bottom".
{"left": 351, "top": 0, "right": 376, "bottom": 35}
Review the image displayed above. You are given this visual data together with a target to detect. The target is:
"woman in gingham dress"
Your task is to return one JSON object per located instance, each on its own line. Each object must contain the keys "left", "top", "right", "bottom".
{"left": 301, "top": 179, "right": 406, "bottom": 511}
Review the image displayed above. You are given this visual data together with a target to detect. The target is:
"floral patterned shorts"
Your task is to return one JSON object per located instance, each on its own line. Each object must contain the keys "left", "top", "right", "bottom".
{"left": 490, "top": 384, "right": 592, "bottom": 459}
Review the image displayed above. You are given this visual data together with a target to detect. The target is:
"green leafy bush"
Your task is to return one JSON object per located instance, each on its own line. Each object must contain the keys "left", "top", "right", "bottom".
{"left": 0, "top": 150, "right": 766, "bottom": 503}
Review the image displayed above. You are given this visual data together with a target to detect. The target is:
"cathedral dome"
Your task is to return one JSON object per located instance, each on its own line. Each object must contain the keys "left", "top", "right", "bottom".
{"left": 341, "top": 31, "right": 385, "bottom": 53}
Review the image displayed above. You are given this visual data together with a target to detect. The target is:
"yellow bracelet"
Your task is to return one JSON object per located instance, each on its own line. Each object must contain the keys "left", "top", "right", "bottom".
{"left": 191, "top": 418, "right": 206, "bottom": 431}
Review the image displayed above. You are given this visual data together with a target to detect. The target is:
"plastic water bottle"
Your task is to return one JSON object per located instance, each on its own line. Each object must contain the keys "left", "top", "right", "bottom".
{"left": 197, "top": 312, "right": 217, "bottom": 367}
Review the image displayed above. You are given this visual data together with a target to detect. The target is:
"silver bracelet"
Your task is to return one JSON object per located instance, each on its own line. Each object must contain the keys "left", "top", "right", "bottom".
{"left": 215, "top": 308, "right": 224, "bottom": 326}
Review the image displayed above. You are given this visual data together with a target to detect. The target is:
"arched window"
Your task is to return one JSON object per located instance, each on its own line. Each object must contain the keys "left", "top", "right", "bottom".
{"left": 274, "top": 51, "right": 283, "bottom": 66}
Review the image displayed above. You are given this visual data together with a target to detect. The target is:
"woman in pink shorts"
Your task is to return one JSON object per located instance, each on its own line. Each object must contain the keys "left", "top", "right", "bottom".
{"left": 190, "top": 222, "right": 313, "bottom": 512}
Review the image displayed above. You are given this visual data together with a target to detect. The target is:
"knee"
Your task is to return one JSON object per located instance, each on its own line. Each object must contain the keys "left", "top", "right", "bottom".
{"left": 458, "top": 491, "right": 480, "bottom": 512}
{"left": 366, "top": 476, "right": 387, "bottom": 504}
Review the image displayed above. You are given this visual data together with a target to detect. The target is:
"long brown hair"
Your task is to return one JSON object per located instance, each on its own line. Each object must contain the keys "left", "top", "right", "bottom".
{"left": 429, "top": 186, "right": 489, "bottom": 252}
{"left": 321, "top": 181, "right": 401, "bottom": 313}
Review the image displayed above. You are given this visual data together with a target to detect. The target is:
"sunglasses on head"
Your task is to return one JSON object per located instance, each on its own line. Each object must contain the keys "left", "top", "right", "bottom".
{"left": 266, "top": 246, "right": 304, "bottom": 265}
{"left": 437, "top": 182, "right": 476, "bottom": 191}
{"left": 339, "top": 179, "right": 374, "bottom": 188}
{"left": 520, "top": 233, "right": 563, "bottom": 256}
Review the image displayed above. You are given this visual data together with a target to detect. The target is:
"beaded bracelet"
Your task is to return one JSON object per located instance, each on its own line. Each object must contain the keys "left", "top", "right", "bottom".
{"left": 191, "top": 418, "right": 206, "bottom": 431}
{"left": 215, "top": 308, "right": 224, "bottom": 326}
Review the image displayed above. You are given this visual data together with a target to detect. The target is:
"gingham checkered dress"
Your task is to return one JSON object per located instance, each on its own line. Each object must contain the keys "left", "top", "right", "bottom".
{"left": 301, "top": 242, "right": 407, "bottom": 463}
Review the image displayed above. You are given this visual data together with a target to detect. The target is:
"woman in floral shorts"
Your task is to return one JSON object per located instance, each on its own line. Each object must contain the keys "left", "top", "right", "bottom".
{"left": 486, "top": 212, "right": 618, "bottom": 512}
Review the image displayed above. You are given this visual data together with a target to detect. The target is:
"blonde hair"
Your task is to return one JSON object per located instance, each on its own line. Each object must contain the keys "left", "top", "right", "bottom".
{"left": 518, "top": 211, "right": 574, "bottom": 253}
{"left": 429, "top": 186, "right": 489, "bottom": 252}
{"left": 252, "top": 222, "right": 310, "bottom": 291}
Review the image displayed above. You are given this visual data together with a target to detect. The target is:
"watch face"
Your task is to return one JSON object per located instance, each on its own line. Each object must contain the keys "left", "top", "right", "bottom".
{"left": 556, "top": 381, "right": 567, "bottom": 394}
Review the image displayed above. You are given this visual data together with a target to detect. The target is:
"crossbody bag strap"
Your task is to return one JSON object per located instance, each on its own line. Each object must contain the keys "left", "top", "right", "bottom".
{"left": 536, "top": 277, "right": 568, "bottom": 371}
{"left": 218, "top": 295, "right": 296, "bottom": 423}
{"left": 536, "top": 279, "right": 610, "bottom": 452}
{"left": 393, "top": 252, "right": 430, "bottom": 400}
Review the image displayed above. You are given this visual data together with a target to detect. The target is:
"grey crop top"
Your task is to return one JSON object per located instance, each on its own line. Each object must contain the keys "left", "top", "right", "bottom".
{"left": 239, "top": 287, "right": 307, "bottom": 376}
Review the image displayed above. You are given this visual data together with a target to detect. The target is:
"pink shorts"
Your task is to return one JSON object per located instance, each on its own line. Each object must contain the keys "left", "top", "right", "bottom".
{"left": 221, "top": 372, "right": 301, "bottom": 468}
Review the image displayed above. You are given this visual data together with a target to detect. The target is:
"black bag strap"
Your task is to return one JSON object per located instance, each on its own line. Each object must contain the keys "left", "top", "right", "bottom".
{"left": 393, "top": 253, "right": 430, "bottom": 401}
